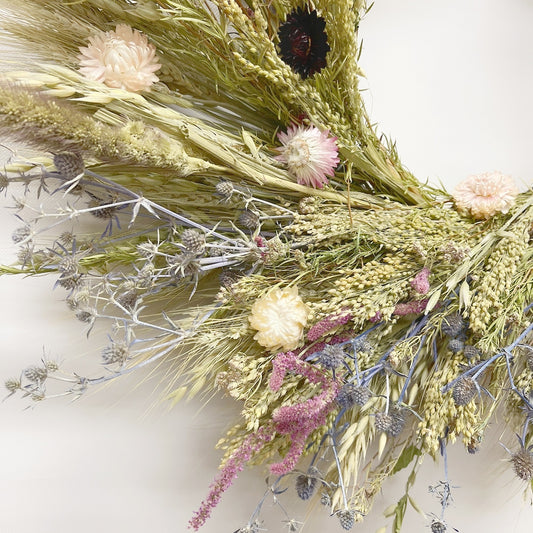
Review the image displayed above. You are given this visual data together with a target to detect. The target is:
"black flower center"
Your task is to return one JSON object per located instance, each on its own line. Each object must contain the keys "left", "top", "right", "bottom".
{"left": 277, "top": 7, "right": 330, "bottom": 79}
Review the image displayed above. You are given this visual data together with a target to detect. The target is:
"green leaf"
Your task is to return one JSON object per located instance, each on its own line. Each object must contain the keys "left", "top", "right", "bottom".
{"left": 391, "top": 445, "right": 421, "bottom": 475}
{"left": 392, "top": 495, "right": 408, "bottom": 533}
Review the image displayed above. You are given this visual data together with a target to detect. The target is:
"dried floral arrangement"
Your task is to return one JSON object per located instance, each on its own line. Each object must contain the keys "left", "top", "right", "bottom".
{"left": 0, "top": 1, "right": 532, "bottom": 532}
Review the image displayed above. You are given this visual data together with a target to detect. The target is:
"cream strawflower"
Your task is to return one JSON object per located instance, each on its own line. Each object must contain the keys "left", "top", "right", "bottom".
{"left": 275, "top": 124, "right": 339, "bottom": 188}
{"left": 79, "top": 24, "right": 161, "bottom": 93}
{"left": 249, "top": 286, "right": 309, "bottom": 352}
{"left": 453, "top": 171, "right": 519, "bottom": 219}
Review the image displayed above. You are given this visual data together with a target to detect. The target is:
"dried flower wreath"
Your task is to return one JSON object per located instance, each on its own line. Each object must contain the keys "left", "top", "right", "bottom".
{"left": 0, "top": 1, "right": 532, "bottom": 532}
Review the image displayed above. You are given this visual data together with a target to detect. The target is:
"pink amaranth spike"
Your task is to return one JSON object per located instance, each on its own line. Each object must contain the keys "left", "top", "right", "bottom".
{"left": 307, "top": 310, "right": 352, "bottom": 342}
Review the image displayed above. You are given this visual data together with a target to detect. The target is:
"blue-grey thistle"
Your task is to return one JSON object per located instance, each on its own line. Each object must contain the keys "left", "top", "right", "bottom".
{"left": 318, "top": 344, "right": 345, "bottom": 369}
{"left": 441, "top": 313, "right": 466, "bottom": 338}
{"left": 452, "top": 376, "right": 477, "bottom": 406}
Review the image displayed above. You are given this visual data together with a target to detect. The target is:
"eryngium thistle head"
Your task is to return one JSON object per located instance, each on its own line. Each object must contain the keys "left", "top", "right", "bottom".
{"left": 278, "top": 7, "right": 329, "bottom": 79}
{"left": 452, "top": 376, "right": 477, "bottom": 406}
{"left": 181, "top": 229, "right": 205, "bottom": 254}
{"left": 219, "top": 270, "right": 240, "bottom": 288}
{"left": 24, "top": 366, "right": 48, "bottom": 382}
{"left": 463, "top": 345, "right": 482, "bottom": 360}
{"left": 317, "top": 344, "right": 345, "bottom": 369}
{"left": 53, "top": 152, "right": 84, "bottom": 179}
{"left": 526, "top": 347, "right": 533, "bottom": 372}
{"left": 448, "top": 338, "right": 465, "bottom": 354}
{"left": 215, "top": 180, "right": 234, "bottom": 200}
{"left": 374, "top": 412, "right": 393, "bottom": 433}
{"left": 116, "top": 290, "right": 138, "bottom": 311}
{"left": 239, "top": 209, "right": 260, "bottom": 230}
{"left": 389, "top": 408, "right": 407, "bottom": 437}
{"left": 336, "top": 383, "right": 372, "bottom": 408}
{"left": 511, "top": 448, "right": 533, "bottom": 481}
{"left": 12, "top": 226, "right": 30, "bottom": 244}
{"left": 295, "top": 466, "right": 321, "bottom": 500}
{"left": 5, "top": 378, "right": 21, "bottom": 394}
{"left": 75, "top": 309, "right": 96, "bottom": 323}
{"left": 320, "top": 492, "right": 331, "bottom": 507}
{"left": 441, "top": 313, "right": 466, "bottom": 338}
{"left": 337, "top": 510, "right": 355, "bottom": 530}
{"left": 375, "top": 409, "right": 405, "bottom": 437}
{"left": 430, "top": 519, "right": 447, "bottom": 533}
{"left": 102, "top": 342, "right": 129, "bottom": 365}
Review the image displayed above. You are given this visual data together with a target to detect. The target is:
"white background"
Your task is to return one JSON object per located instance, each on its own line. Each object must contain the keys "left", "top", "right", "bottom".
{"left": 1, "top": 1, "right": 533, "bottom": 532}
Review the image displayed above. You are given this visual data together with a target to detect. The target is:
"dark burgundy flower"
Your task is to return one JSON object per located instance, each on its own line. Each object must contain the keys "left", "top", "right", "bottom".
{"left": 277, "top": 7, "right": 330, "bottom": 79}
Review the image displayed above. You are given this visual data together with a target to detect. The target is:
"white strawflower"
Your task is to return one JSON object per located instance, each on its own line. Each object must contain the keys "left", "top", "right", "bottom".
{"left": 249, "top": 286, "right": 309, "bottom": 351}
{"left": 275, "top": 124, "right": 339, "bottom": 188}
{"left": 453, "top": 171, "right": 519, "bottom": 219}
{"left": 79, "top": 24, "right": 161, "bottom": 92}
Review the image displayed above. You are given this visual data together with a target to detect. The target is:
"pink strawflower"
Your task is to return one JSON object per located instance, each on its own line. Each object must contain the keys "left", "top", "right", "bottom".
{"left": 453, "top": 171, "right": 519, "bottom": 220}
{"left": 189, "top": 425, "right": 274, "bottom": 531}
{"left": 410, "top": 267, "right": 431, "bottom": 295}
{"left": 275, "top": 124, "right": 339, "bottom": 188}
{"left": 79, "top": 24, "right": 161, "bottom": 92}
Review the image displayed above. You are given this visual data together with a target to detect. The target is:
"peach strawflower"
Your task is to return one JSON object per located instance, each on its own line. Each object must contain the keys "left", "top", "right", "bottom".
{"left": 79, "top": 24, "right": 161, "bottom": 93}
{"left": 275, "top": 124, "right": 339, "bottom": 188}
{"left": 249, "top": 286, "right": 309, "bottom": 351}
{"left": 453, "top": 171, "right": 519, "bottom": 220}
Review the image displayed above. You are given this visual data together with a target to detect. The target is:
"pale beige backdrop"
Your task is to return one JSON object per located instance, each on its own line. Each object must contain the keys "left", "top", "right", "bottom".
{"left": 1, "top": 1, "right": 532, "bottom": 532}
